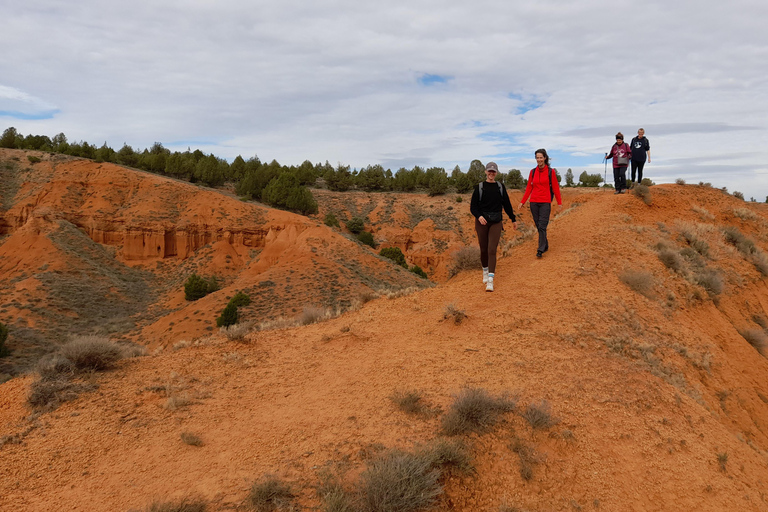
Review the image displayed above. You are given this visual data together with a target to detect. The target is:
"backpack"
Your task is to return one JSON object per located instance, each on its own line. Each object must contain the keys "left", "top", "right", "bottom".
{"left": 477, "top": 180, "right": 504, "bottom": 201}
{"left": 528, "top": 167, "right": 555, "bottom": 201}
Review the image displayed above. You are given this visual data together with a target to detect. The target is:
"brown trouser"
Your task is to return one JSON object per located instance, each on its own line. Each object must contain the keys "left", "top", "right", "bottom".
{"left": 475, "top": 219, "right": 503, "bottom": 273}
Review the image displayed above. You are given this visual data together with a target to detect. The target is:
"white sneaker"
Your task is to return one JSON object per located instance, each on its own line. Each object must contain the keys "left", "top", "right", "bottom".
{"left": 482, "top": 268, "right": 489, "bottom": 284}
{"left": 486, "top": 276, "right": 494, "bottom": 292}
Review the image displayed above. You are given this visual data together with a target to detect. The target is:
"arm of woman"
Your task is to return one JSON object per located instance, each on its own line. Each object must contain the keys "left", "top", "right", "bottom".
{"left": 470, "top": 184, "right": 486, "bottom": 224}
{"left": 518, "top": 170, "right": 534, "bottom": 211}
{"left": 501, "top": 184, "right": 517, "bottom": 225}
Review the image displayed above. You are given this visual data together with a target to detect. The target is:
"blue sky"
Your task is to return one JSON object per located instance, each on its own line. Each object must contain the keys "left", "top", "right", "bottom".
{"left": 2, "top": 0, "right": 768, "bottom": 198}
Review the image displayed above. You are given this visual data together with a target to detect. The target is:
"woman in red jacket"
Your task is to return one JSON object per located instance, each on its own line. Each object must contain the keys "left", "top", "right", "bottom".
{"left": 605, "top": 132, "right": 631, "bottom": 194}
{"left": 518, "top": 149, "right": 562, "bottom": 258}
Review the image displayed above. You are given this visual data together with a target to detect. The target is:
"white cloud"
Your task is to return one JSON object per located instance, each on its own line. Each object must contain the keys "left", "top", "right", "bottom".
{"left": 1, "top": 0, "right": 768, "bottom": 196}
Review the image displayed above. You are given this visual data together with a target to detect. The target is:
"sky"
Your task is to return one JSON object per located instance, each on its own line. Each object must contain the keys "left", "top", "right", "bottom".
{"left": 2, "top": 0, "right": 768, "bottom": 199}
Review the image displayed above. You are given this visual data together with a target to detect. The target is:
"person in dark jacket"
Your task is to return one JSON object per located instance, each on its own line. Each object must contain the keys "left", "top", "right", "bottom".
{"left": 518, "top": 149, "right": 562, "bottom": 258}
{"left": 605, "top": 132, "right": 631, "bottom": 194}
{"left": 469, "top": 162, "right": 517, "bottom": 292}
{"left": 630, "top": 128, "right": 651, "bottom": 186}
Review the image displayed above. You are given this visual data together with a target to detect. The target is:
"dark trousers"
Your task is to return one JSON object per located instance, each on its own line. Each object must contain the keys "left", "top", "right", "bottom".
{"left": 530, "top": 202, "right": 551, "bottom": 253}
{"left": 613, "top": 166, "right": 627, "bottom": 191}
{"left": 475, "top": 219, "right": 503, "bottom": 273}
{"left": 631, "top": 160, "right": 645, "bottom": 183}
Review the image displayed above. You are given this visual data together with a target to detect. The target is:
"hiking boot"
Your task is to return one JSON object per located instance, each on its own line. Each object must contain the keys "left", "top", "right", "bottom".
{"left": 536, "top": 251, "right": 543, "bottom": 258}
{"left": 486, "top": 276, "right": 494, "bottom": 292}
{"left": 482, "top": 268, "right": 489, "bottom": 284}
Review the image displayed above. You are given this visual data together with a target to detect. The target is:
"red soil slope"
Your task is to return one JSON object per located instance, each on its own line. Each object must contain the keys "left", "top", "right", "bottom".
{"left": 2, "top": 154, "right": 768, "bottom": 511}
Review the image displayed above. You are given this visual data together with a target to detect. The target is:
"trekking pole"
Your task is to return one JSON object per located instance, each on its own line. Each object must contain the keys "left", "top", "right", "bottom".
{"left": 603, "top": 153, "right": 608, "bottom": 190}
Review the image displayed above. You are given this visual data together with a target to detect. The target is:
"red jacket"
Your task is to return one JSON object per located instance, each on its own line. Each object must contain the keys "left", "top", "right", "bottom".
{"left": 521, "top": 165, "right": 562, "bottom": 205}
{"left": 607, "top": 142, "right": 631, "bottom": 168}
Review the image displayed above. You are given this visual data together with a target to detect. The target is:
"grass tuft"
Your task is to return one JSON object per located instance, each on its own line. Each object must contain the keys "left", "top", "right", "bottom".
{"left": 739, "top": 329, "right": 767, "bottom": 357}
{"left": 180, "top": 432, "right": 204, "bottom": 447}
{"left": 390, "top": 390, "right": 435, "bottom": 417}
{"left": 441, "top": 388, "right": 516, "bottom": 436}
{"left": 443, "top": 303, "right": 467, "bottom": 325}
{"left": 248, "top": 475, "right": 296, "bottom": 512}
{"left": 521, "top": 400, "right": 558, "bottom": 430}
{"left": 60, "top": 336, "right": 123, "bottom": 372}
{"left": 619, "top": 270, "right": 655, "bottom": 299}
{"left": 449, "top": 246, "right": 481, "bottom": 277}
{"left": 358, "top": 449, "right": 442, "bottom": 512}
{"left": 145, "top": 497, "right": 207, "bottom": 512}
{"left": 632, "top": 184, "right": 652, "bottom": 205}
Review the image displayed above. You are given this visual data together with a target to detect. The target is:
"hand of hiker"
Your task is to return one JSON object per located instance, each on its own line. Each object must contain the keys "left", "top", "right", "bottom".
{"left": 517, "top": 203, "right": 524, "bottom": 212}
{"left": 512, "top": 221, "right": 517, "bottom": 231}
{"left": 478, "top": 216, "right": 487, "bottom": 225}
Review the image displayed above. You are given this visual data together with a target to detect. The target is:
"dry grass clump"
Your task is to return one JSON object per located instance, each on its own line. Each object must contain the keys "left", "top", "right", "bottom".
{"left": 145, "top": 497, "right": 207, "bottom": 512}
{"left": 180, "top": 432, "right": 204, "bottom": 447}
{"left": 691, "top": 204, "right": 715, "bottom": 221}
{"left": 302, "top": 306, "right": 332, "bottom": 325}
{"left": 61, "top": 336, "right": 123, "bottom": 371}
{"left": 443, "top": 303, "right": 467, "bottom": 325}
{"left": 675, "top": 178, "right": 686, "bottom": 185}
{"left": 694, "top": 269, "right": 724, "bottom": 296}
{"left": 390, "top": 390, "right": 437, "bottom": 417}
{"left": 633, "top": 184, "right": 652, "bottom": 205}
{"left": 749, "top": 251, "right": 768, "bottom": 276}
{"left": 501, "top": 222, "right": 536, "bottom": 256}
{"left": 248, "top": 475, "right": 296, "bottom": 511}
{"left": 357, "top": 449, "right": 442, "bottom": 512}
{"left": 441, "top": 388, "right": 517, "bottom": 436}
{"left": 521, "top": 400, "right": 558, "bottom": 430}
{"left": 415, "top": 438, "right": 473, "bottom": 475}
{"left": 449, "top": 246, "right": 481, "bottom": 277}
{"left": 739, "top": 329, "right": 768, "bottom": 357}
{"left": 619, "top": 270, "right": 655, "bottom": 299}
{"left": 658, "top": 249, "right": 685, "bottom": 273}
{"left": 220, "top": 322, "right": 253, "bottom": 341}
{"left": 753, "top": 314, "right": 768, "bottom": 330}
{"left": 722, "top": 226, "right": 768, "bottom": 276}
{"left": 679, "top": 227, "right": 711, "bottom": 258}
{"left": 27, "top": 378, "right": 87, "bottom": 410}
{"left": 510, "top": 438, "right": 546, "bottom": 481}
{"left": 733, "top": 207, "right": 758, "bottom": 221}
{"left": 316, "top": 470, "right": 354, "bottom": 512}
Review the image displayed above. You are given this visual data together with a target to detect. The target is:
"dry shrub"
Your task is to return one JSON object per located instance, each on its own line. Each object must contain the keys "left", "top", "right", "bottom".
{"left": 61, "top": 336, "right": 123, "bottom": 372}
{"left": 657, "top": 249, "right": 684, "bottom": 273}
{"left": 691, "top": 204, "right": 715, "bottom": 221}
{"left": 449, "top": 246, "right": 481, "bottom": 277}
{"left": 679, "top": 226, "right": 711, "bottom": 258}
{"left": 248, "top": 475, "right": 296, "bottom": 512}
{"left": 165, "top": 394, "right": 193, "bottom": 411}
{"left": 415, "top": 438, "right": 473, "bottom": 475}
{"left": 220, "top": 322, "right": 253, "bottom": 341}
{"left": 146, "top": 497, "right": 207, "bottom": 512}
{"left": 441, "top": 388, "right": 516, "bottom": 436}
{"left": 723, "top": 226, "right": 756, "bottom": 255}
{"left": 749, "top": 251, "right": 768, "bottom": 276}
{"left": 501, "top": 222, "right": 536, "bottom": 256}
{"left": 521, "top": 400, "right": 558, "bottom": 430}
{"left": 619, "top": 270, "right": 655, "bottom": 299}
{"left": 675, "top": 178, "right": 686, "bottom": 185}
{"left": 302, "top": 306, "right": 332, "bottom": 325}
{"left": 443, "top": 303, "right": 467, "bottom": 325}
{"left": 753, "top": 314, "right": 768, "bottom": 330}
{"left": 733, "top": 207, "right": 758, "bottom": 221}
{"left": 633, "top": 184, "right": 652, "bottom": 205}
{"left": 180, "top": 432, "right": 204, "bottom": 447}
{"left": 27, "top": 378, "right": 84, "bottom": 410}
{"left": 258, "top": 316, "right": 301, "bottom": 331}
{"left": 358, "top": 449, "right": 442, "bottom": 512}
{"left": 36, "top": 353, "right": 75, "bottom": 380}
{"left": 510, "top": 438, "right": 545, "bottom": 481}
{"left": 316, "top": 471, "right": 354, "bottom": 512}
{"left": 739, "top": 329, "right": 768, "bottom": 357}
{"left": 390, "top": 390, "right": 436, "bottom": 417}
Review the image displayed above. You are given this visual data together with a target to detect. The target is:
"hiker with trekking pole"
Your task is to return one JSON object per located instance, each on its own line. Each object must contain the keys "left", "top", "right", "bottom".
{"left": 518, "top": 149, "right": 562, "bottom": 259}
{"left": 470, "top": 162, "right": 517, "bottom": 292}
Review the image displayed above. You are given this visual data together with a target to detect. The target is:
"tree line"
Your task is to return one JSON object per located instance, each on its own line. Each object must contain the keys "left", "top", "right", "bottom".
{"left": 1, "top": 126, "right": 607, "bottom": 216}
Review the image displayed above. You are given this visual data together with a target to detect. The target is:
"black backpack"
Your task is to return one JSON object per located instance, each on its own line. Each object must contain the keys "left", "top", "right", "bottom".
{"left": 477, "top": 181, "right": 504, "bottom": 201}
{"left": 528, "top": 167, "right": 555, "bottom": 201}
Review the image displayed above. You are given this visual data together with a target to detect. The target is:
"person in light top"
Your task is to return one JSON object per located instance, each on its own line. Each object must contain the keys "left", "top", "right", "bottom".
{"left": 518, "top": 149, "right": 562, "bottom": 259}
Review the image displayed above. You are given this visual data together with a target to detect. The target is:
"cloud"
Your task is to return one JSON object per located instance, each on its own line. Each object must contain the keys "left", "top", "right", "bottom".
{"left": 0, "top": 85, "right": 59, "bottom": 120}
{"left": 1, "top": 0, "right": 768, "bottom": 197}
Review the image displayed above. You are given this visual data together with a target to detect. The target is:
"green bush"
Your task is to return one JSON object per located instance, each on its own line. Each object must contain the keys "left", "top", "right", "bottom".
{"left": 324, "top": 212, "right": 340, "bottom": 228}
{"left": 358, "top": 231, "right": 376, "bottom": 248}
{"left": 0, "top": 322, "right": 8, "bottom": 357}
{"left": 216, "top": 303, "right": 239, "bottom": 327}
{"left": 228, "top": 291, "right": 251, "bottom": 308}
{"left": 410, "top": 265, "right": 428, "bottom": 279}
{"left": 27, "top": 155, "right": 41, "bottom": 164}
{"left": 184, "top": 274, "right": 218, "bottom": 301}
{"left": 346, "top": 217, "right": 365, "bottom": 234}
{"left": 380, "top": 247, "right": 408, "bottom": 268}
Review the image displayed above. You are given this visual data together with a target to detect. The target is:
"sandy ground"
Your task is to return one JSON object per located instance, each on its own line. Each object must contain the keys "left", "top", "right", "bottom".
{"left": 2, "top": 152, "right": 768, "bottom": 510}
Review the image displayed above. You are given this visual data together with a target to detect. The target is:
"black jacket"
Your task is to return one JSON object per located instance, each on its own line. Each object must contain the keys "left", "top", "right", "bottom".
{"left": 470, "top": 181, "right": 516, "bottom": 222}
{"left": 631, "top": 136, "right": 650, "bottom": 162}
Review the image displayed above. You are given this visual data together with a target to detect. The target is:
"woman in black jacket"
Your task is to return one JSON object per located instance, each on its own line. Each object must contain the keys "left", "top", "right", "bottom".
{"left": 469, "top": 162, "right": 517, "bottom": 292}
